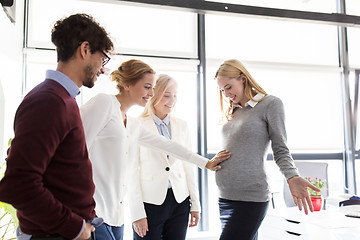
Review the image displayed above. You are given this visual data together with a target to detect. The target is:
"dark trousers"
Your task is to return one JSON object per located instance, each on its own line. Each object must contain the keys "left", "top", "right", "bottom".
{"left": 218, "top": 198, "right": 269, "bottom": 240}
{"left": 133, "top": 188, "right": 190, "bottom": 240}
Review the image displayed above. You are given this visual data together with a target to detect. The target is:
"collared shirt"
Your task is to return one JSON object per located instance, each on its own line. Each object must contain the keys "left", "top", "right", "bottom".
{"left": 153, "top": 115, "right": 172, "bottom": 188}
{"left": 46, "top": 70, "right": 80, "bottom": 98}
{"left": 153, "top": 114, "right": 171, "bottom": 139}
{"left": 233, "top": 93, "right": 265, "bottom": 109}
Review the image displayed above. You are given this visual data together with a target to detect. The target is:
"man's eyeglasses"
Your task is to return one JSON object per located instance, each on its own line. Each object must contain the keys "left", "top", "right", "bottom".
{"left": 78, "top": 41, "right": 111, "bottom": 66}
{"left": 101, "top": 51, "right": 111, "bottom": 67}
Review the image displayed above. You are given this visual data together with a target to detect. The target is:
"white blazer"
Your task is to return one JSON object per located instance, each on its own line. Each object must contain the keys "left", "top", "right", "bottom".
{"left": 128, "top": 115, "right": 201, "bottom": 222}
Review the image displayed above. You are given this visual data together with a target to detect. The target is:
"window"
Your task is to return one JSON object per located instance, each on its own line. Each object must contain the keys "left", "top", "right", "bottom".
{"left": 204, "top": 12, "right": 345, "bottom": 234}
{"left": 348, "top": 27, "right": 360, "bottom": 68}
{"left": 205, "top": 14, "right": 338, "bottom": 65}
{"left": 15, "top": 0, "right": 360, "bottom": 237}
{"left": 0, "top": 8, "right": 23, "bottom": 160}
{"left": 345, "top": 0, "right": 360, "bottom": 16}
{"left": 27, "top": 0, "right": 198, "bottom": 58}
{"left": 25, "top": 0, "right": 201, "bottom": 150}
{"left": 205, "top": 14, "right": 342, "bottom": 152}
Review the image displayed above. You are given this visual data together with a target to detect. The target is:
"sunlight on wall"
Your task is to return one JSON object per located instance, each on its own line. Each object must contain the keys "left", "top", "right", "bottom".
{"left": 0, "top": 80, "right": 4, "bottom": 162}
{"left": 0, "top": 8, "right": 23, "bottom": 164}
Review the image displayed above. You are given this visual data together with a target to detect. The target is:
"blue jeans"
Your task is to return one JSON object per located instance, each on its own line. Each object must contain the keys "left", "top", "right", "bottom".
{"left": 219, "top": 198, "right": 269, "bottom": 240}
{"left": 94, "top": 223, "right": 124, "bottom": 240}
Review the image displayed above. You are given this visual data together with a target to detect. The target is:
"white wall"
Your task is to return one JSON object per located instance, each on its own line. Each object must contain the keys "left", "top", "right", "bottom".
{"left": 0, "top": 3, "right": 24, "bottom": 162}
{"left": 0, "top": 80, "right": 4, "bottom": 162}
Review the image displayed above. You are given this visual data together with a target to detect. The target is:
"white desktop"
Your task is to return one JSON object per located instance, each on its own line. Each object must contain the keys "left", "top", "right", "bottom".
{"left": 259, "top": 204, "right": 360, "bottom": 240}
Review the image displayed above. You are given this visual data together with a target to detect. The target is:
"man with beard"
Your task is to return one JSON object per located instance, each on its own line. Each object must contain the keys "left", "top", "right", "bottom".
{"left": 0, "top": 13, "right": 113, "bottom": 240}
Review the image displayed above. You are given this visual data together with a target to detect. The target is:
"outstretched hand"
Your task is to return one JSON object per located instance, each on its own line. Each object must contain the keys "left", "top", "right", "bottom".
{"left": 288, "top": 176, "right": 320, "bottom": 215}
{"left": 205, "top": 150, "right": 231, "bottom": 171}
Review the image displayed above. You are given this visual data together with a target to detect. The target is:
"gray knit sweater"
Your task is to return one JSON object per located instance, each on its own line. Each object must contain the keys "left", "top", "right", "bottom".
{"left": 216, "top": 95, "right": 299, "bottom": 202}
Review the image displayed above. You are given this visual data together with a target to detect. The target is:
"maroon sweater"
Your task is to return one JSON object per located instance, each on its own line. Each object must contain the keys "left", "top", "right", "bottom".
{"left": 0, "top": 80, "right": 95, "bottom": 239}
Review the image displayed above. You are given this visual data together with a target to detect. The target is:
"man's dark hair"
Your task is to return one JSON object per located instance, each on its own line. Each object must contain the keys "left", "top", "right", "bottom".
{"left": 51, "top": 13, "right": 113, "bottom": 62}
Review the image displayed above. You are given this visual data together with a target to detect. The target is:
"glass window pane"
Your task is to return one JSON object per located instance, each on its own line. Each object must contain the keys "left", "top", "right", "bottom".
{"left": 24, "top": 50, "right": 57, "bottom": 94}
{"left": 205, "top": 14, "right": 339, "bottom": 66}
{"left": 206, "top": 61, "right": 344, "bottom": 152}
{"left": 351, "top": 71, "right": 360, "bottom": 152}
{"left": 1, "top": 9, "right": 24, "bottom": 156}
{"left": 27, "top": 0, "right": 197, "bottom": 58}
{"left": 356, "top": 160, "right": 360, "bottom": 194}
{"left": 347, "top": 27, "right": 360, "bottom": 68}
{"left": 345, "top": 0, "right": 360, "bottom": 16}
{"left": 205, "top": 0, "right": 336, "bottom": 13}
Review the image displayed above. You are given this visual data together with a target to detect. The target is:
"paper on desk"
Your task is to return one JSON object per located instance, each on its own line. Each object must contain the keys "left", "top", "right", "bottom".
{"left": 333, "top": 231, "right": 360, "bottom": 240}
{"left": 308, "top": 210, "right": 360, "bottom": 229}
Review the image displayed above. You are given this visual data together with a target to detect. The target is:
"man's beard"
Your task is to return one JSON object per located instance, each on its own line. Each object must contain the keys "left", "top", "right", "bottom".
{"left": 83, "top": 64, "right": 97, "bottom": 88}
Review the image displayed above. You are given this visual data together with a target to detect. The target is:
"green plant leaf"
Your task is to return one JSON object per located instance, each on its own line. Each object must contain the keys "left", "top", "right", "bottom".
{"left": 7, "top": 138, "right": 12, "bottom": 147}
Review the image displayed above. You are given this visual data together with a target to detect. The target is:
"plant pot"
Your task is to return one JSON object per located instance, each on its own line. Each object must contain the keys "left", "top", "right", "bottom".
{"left": 310, "top": 195, "right": 323, "bottom": 211}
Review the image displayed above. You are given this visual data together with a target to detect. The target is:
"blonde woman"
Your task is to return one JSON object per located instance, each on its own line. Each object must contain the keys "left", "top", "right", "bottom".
{"left": 128, "top": 74, "right": 200, "bottom": 240}
{"left": 80, "top": 60, "right": 230, "bottom": 240}
{"left": 214, "top": 59, "right": 319, "bottom": 240}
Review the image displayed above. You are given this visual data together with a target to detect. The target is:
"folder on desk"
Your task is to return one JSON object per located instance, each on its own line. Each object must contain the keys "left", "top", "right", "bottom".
{"left": 340, "top": 196, "right": 360, "bottom": 207}
{"left": 327, "top": 194, "right": 360, "bottom": 207}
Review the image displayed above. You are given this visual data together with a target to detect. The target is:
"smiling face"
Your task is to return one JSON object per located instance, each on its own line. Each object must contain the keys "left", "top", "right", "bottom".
{"left": 154, "top": 84, "right": 177, "bottom": 120}
{"left": 83, "top": 51, "right": 108, "bottom": 88}
{"left": 217, "top": 75, "right": 248, "bottom": 107}
{"left": 128, "top": 73, "right": 155, "bottom": 107}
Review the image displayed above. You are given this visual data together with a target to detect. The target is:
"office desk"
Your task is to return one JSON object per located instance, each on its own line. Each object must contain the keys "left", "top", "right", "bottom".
{"left": 259, "top": 205, "right": 360, "bottom": 239}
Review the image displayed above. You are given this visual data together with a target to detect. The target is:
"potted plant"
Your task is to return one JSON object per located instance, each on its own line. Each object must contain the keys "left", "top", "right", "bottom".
{"left": 0, "top": 138, "right": 18, "bottom": 239}
{"left": 0, "top": 163, "right": 18, "bottom": 239}
{"left": 305, "top": 177, "right": 327, "bottom": 211}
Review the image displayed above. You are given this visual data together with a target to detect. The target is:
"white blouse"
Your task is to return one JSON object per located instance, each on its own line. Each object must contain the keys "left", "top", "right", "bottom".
{"left": 80, "top": 93, "right": 207, "bottom": 226}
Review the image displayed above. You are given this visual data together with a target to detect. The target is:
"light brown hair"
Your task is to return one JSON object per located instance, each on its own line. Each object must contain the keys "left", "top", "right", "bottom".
{"left": 110, "top": 59, "right": 155, "bottom": 92}
{"left": 215, "top": 59, "right": 267, "bottom": 120}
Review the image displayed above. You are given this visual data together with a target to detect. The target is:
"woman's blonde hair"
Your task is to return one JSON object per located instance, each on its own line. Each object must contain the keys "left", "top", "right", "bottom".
{"left": 215, "top": 59, "right": 267, "bottom": 120}
{"left": 142, "top": 74, "right": 178, "bottom": 118}
{"left": 110, "top": 59, "right": 155, "bottom": 92}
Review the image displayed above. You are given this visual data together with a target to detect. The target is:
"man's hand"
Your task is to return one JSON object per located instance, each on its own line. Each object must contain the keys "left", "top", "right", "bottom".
{"left": 189, "top": 211, "right": 200, "bottom": 227}
{"left": 288, "top": 176, "right": 320, "bottom": 215}
{"left": 133, "top": 218, "right": 148, "bottom": 238}
{"left": 76, "top": 222, "right": 94, "bottom": 240}
{"left": 205, "top": 150, "right": 231, "bottom": 171}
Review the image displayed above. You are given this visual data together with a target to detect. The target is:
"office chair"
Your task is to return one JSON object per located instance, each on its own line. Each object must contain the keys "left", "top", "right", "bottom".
{"left": 283, "top": 161, "right": 329, "bottom": 208}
